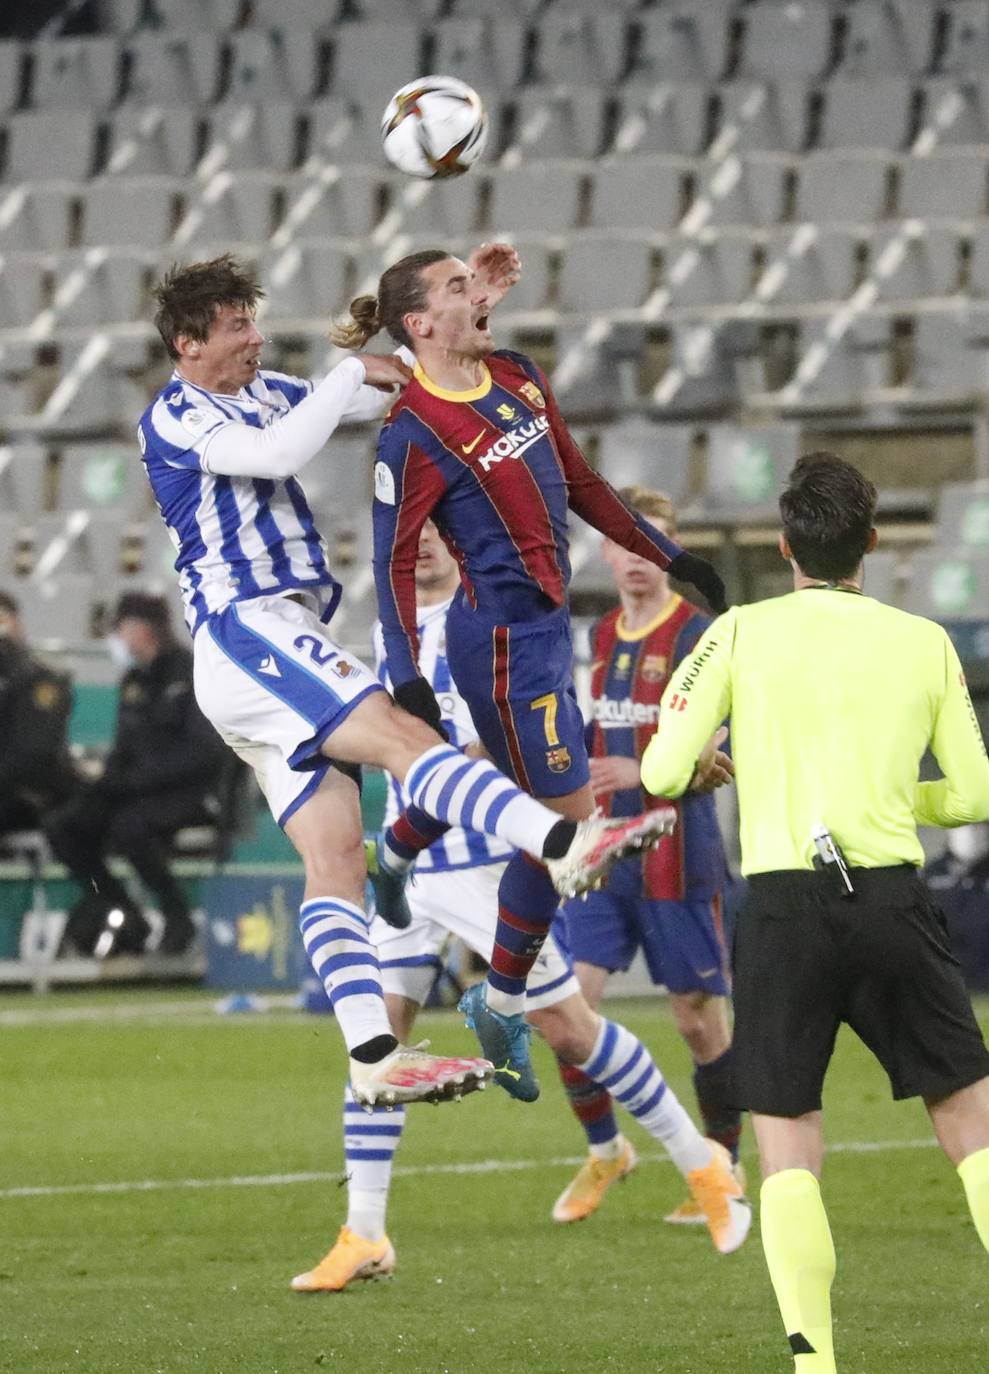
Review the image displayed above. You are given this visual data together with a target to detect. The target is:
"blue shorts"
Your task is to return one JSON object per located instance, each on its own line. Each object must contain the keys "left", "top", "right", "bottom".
{"left": 556, "top": 856, "right": 729, "bottom": 996}
{"left": 445, "top": 598, "right": 589, "bottom": 799}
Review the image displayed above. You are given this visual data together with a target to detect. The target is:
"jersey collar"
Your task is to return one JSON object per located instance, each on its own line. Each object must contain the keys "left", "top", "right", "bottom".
{"left": 616, "top": 594, "right": 682, "bottom": 642}
{"left": 413, "top": 362, "right": 492, "bottom": 403}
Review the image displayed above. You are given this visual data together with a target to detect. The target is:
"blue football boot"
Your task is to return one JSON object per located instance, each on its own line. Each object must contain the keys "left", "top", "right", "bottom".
{"left": 458, "top": 982, "right": 539, "bottom": 1102}
{"left": 365, "top": 836, "right": 412, "bottom": 930}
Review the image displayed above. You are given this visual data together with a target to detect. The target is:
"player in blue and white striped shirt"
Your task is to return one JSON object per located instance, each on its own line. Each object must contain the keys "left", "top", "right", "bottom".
{"left": 292, "top": 522, "right": 749, "bottom": 1292}
{"left": 138, "top": 253, "right": 662, "bottom": 1110}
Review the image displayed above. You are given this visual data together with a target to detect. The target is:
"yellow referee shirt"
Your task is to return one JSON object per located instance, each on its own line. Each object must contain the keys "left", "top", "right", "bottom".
{"left": 640, "top": 587, "right": 989, "bottom": 875}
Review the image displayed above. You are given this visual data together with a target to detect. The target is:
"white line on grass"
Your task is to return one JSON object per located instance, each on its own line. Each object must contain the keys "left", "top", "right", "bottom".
{"left": 0, "top": 1138, "right": 939, "bottom": 1202}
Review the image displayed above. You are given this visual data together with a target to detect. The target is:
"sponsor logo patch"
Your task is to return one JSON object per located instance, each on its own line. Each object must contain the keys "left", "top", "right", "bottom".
{"left": 374, "top": 461, "right": 396, "bottom": 505}
{"left": 476, "top": 414, "right": 550, "bottom": 472}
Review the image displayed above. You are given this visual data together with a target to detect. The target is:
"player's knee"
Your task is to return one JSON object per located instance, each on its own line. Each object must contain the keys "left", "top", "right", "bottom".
{"left": 528, "top": 1003, "right": 599, "bottom": 1064}
{"left": 301, "top": 829, "right": 365, "bottom": 898}
{"left": 672, "top": 994, "right": 712, "bottom": 1054}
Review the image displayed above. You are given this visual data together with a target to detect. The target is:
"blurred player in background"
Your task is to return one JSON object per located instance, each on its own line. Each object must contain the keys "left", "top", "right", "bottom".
{"left": 333, "top": 249, "right": 728, "bottom": 1102}
{"left": 552, "top": 489, "right": 742, "bottom": 1226}
{"left": 641, "top": 454, "right": 989, "bottom": 1374}
{"left": 139, "top": 251, "right": 659, "bottom": 1110}
{"left": 0, "top": 590, "right": 75, "bottom": 846}
{"left": 292, "top": 522, "right": 749, "bottom": 1293}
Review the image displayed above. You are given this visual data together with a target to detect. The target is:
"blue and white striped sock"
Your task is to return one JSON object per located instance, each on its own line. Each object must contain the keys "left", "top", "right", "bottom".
{"left": 299, "top": 898, "right": 392, "bottom": 1053}
{"left": 343, "top": 1085, "right": 405, "bottom": 1242}
{"left": 404, "top": 744, "right": 557, "bottom": 858}
{"left": 579, "top": 1019, "right": 711, "bottom": 1176}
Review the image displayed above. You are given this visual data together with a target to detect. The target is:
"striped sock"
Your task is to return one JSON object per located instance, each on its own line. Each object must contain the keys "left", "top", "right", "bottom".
{"left": 343, "top": 1085, "right": 405, "bottom": 1243}
{"left": 579, "top": 1019, "right": 710, "bottom": 1175}
{"left": 381, "top": 804, "right": 450, "bottom": 874}
{"left": 299, "top": 898, "right": 391, "bottom": 1053}
{"left": 487, "top": 852, "right": 559, "bottom": 1015}
{"left": 557, "top": 1061, "right": 620, "bottom": 1149}
{"left": 404, "top": 744, "right": 557, "bottom": 858}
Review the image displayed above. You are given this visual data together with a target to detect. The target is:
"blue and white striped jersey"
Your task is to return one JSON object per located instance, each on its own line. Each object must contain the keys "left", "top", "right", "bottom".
{"left": 138, "top": 369, "right": 336, "bottom": 635}
{"left": 374, "top": 598, "right": 513, "bottom": 873}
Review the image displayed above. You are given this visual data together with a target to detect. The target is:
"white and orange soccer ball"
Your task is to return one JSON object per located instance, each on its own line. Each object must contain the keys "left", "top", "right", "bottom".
{"left": 381, "top": 75, "right": 488, "bottom": 179}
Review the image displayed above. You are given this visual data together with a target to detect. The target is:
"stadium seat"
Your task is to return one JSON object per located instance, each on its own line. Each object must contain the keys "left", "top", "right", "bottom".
{"left": 530, "top": 10, "right": 628, "bottom": 87}
{"left": 816, "top": 76, "right": 914, "bottom": 151}
{"left": 702, "top": 154, "right": 790, "bottom": 228}
{"left": 918, "top": 76, "right": 989, "bottom": 147}
{"left": 794, "top": 152, "right": 891, "bottom": 224}
{"left": 870, "top": 224, "right": 959, "bottom": 301}
{"left": 493, "top": 237, "right": 551, "bottom": 313}
{"left": 935, "top": 480, "right": 989, "bottom": 551}
{"left": 838, "top": 0, "right": 934, "bottom": 77}
{"left": 700, "top": 422, "right": 800, "bottom": 519}
{"left": 430, "top": 16, "right": 528, "bottom": 94}
{"left": 103, "top": 105, "right": 202, "bottom": 178}
{"left": 0, "top": 443, "right": 48, "bottom": 518}
{"left": 81, "top": 177, "right": 181, "bottom": 248}
{"left": 279, "top": 167, "right": 384, "bottom": 239}
{"left": 509, "top": 88, "right": 610, "bottom": 161}
{"left": 902, "top": 549, "right": 989, "bottom": 619}
{"left": 909, "top": 306, "right": 989, "bottom": 397}
{"left": 225, "top": 29, "right": 322, "bottom": 104}
{"left": 48, "top": 250, "right": 149, "bottom": 329}
{"left": 775, "top": 317, "right": 893, "bottom": 408}
{"left": 628, "top": 8, "right": 731, "bottom": 84}
{"left": 596, "top": 419, "right": 693, "bottom": 505}
{"left": 329, "top": 23, "right": 424, "bottom": 110}
{"left": 27, "top": 36, "right": 120, "bottom": 111}
{"left": 897, "top": 151, "right": 989, "bottom": 219}
{"left": 558, "top": 233, "right": 654, "bottom": 314}
{"left": 552, "top": 323, "right": 633, "bottom": 417}
{"left": 610, "top": 83, "right": 710, "bottom": 158}
{"left": 307, "top": 96, "right": 383, "bottom": 167}
{"left": 488, "top": 162, "right": 585, "bottom": 235}
{"left": 0, "top": 255, "right": 47, "bottom": 330}
{"left": 4, "top": 110, "right": 97, "bottom": 183}
{"left": 15, "top": 574, "right": 98, "bottom": 645}
{"left": 250, "top": 0, "right": 342, "bottom": 29}
{"left": 967, "top": 221, "right": 989, "bottom": 298}
{"left": 939, "top": 0, "right": 989, "bottom": 75}
{"left": 589, "top": 157, "right": 686, "bottom": 231}
{"left": 663, "top": 233, "right": 755, "bottom": 310}
{"left": 260, "top": 242, "right": 352, "bottom": 323}
{"left": 390, "top": 174, "right": 481, "bottom": 238}
{"left": 0, "top": 185, "right": 76, "bottom": 252}
{"left": 112, "top": 0, "right": 243, "bottom": 32}
{"left": 58, "top": 443, "right": 152, "bottom": 518}
{"left": 737, "top": 1, "right": 834, "bottom": 82}
{"left": 172, "top": 172, "right": 285, "bottom": 251}
{"left": 202, "top": 102, "right": 299, "bottom": 173}
{"left": 654, "top": 321, "right": 745, "bottom": 415}
{"left": 351, "top": 0, "right": 447, "bottom": 19}
{"left": 0, "top": 43, "right": 23, "bottom": 115}
{"left": 758, "top": 226, "right": 861, "bottom": 305}
{"left": 122, "top": 33, "right": 224, "bottom": 107}
{"left": 711, "top": 80, "right": 810, "bottom": 154}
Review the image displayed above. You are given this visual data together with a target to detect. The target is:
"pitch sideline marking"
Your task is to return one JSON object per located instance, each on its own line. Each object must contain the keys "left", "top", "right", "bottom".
{"left": 0, "top": 1138, "right": 939, "bottom": 1202}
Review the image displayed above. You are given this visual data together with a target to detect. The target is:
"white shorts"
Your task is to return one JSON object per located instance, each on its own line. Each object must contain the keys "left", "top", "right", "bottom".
{"left": 193, "top": 592, "right": 384, "bottom": 826}
{"left": 370, "top": 861, "right": 580, "bottom": 1011}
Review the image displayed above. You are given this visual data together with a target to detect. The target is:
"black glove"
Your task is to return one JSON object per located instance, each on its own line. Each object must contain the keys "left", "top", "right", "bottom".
{"left": 393, "top": 677, "right": 448, "bottom": 741}
{"left": 668, "top": 551, "right": 728, "bottom": 616}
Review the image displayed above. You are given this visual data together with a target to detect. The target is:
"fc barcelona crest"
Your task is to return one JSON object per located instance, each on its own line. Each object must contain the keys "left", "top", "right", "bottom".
{"left": 546, "top": 746, "right": 572, "bottom": 774}
{"left": 519, "top": 381, "right": 545, "bottom": 409}
{"left": 641, "top": 653, "right": 667, "bottom": 682}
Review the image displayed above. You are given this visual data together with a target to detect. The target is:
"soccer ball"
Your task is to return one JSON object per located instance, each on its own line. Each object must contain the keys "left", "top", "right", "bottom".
{"left": 381, "top": 75, "right": 487, "bottom": 179}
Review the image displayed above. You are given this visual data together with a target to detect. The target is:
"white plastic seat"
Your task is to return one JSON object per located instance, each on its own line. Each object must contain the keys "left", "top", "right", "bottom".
{"left": 5, "top": 110, "right": 97, "bottom": 182}
{"left": 28, "top": 35, "right": 120, "bottom": 111}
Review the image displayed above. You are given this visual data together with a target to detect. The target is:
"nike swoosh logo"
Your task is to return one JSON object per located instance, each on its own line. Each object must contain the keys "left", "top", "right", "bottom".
{"left": 462, "top": 430, "right": 486, "bottom": 454}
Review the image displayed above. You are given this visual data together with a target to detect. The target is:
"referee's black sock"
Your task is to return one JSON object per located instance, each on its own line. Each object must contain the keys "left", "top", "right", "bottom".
{"left": 693, "top": 1047, "right": 742, "bottom": 1162}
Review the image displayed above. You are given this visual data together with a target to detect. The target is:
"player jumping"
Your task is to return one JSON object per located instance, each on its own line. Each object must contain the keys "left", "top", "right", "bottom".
{"left": 330, "top": 249, "right": 729, "bottom": 1101}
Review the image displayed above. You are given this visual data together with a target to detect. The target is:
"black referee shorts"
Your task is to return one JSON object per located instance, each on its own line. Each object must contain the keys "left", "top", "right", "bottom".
{"left": 732, "top": 864, "right": 989, "bottom": 1118}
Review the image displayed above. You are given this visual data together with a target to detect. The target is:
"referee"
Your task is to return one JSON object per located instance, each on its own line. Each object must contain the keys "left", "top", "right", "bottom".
{"left": 641, "top": 453, "right": 989, "bottom": 1374}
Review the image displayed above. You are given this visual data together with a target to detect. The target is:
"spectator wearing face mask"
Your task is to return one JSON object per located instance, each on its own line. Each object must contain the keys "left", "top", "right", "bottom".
{"left": 47, "top": 592, "right": 226, "bottom": 957}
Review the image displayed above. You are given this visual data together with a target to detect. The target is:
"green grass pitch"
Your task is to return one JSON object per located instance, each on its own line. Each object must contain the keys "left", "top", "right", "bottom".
{"left": 1, "top": 990, "right": 986, "bottom": 1374}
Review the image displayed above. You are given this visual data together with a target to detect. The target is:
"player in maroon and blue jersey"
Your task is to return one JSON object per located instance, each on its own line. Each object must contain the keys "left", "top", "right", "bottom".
{"left": 552, "top": 487, "right": 744, "bottom": 1227}
{"left": 332, "top": 250, "right": 732, "bottom": 1105}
